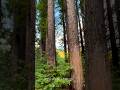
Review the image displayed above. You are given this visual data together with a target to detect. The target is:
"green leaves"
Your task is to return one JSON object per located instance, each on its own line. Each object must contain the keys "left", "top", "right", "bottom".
{"left": 35, "top": 49, "right": 71, "bottom": 90}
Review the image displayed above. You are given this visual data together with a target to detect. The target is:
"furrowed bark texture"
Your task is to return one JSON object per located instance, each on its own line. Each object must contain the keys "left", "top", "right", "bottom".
{"left": 66, "top": 0, "right": 84, "bottom": 90}
{"left": 46, "top": 0, "right": 56, "bottom": 65}
{"left": 85, "top": 0, "right": 112, "bottom": 90}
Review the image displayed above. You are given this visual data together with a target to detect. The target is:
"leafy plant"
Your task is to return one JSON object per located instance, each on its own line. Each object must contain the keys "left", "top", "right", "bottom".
{"left": 35, "top": 48, "right": 71, "bottom": 90}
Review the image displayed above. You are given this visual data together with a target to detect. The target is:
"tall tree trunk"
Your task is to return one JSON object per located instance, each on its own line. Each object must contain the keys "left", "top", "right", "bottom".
{"left": 85, "top": 0, "right": 112, "bottom": 90}
{"left": 66, "top": 0, "right": 84, "bottom": 90}
{"left": 13, "top": 1, "right": 27, "bottom": 89}
{"left": 38, "top": 0, "right": 47, "bottom": 56}
{"left": 11, "top": 0, "right": 35, "bottom": 89}
{"left": 62, "top": 0, "right": 68, "bottom": 62}
{"left": 46, "top": 0, "right": 56, "bottom": 65}
{"left": 11, "top": 1, "right": 18, "bottom": 87}
{"left": 0, "top": 0, "right": 1, "bottom": 28}
{"left": 25, "top": 0, "right": 35, "bottom": 89}
{"left": 63, "top": 15, "right": 67, "bottom": 61}
{"left": 115, "top": 0, "right": 120, "bottom": 47}
{"left": 41, "top": 36, "right": 46, "bottom": 55}
{"left": 76, "top": 0, "right": 85, "bottom": 54}
{"left": 106, "top": 0, "right": 119, "bottom": 67}
{"left": 63, "top": 0, "right": 70, "bottom": 63}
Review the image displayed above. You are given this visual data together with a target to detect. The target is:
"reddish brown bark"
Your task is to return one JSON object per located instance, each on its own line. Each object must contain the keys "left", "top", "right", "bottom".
{"left": 66, "top": 0, "right": 84, "bottom": 90}
{"left": 85, "top": 0, "right": 112, "bottom": 90}
{"left": 46, "top": 0, "right": 56, "bottom": 65}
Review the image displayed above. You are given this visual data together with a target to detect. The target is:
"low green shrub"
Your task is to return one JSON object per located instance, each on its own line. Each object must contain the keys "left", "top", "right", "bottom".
{"left": 35, "top": 49, "right": 71, "bottom": 90}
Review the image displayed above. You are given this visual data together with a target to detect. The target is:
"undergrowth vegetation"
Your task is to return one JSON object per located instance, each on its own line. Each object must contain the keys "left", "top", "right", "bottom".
{"left": 35, "top": 48, "right": 71, "bottom": 90}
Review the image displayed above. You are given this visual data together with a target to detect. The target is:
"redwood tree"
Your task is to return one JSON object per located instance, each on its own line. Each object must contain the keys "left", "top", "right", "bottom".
{"left": 58, "top": 0, "right": 68, "bottom": 61}
{"left": 37, "top": 0, "right": 47, "bottom": 55}
{"left": 85, "top": 0, "right": 112, "bottom": 90}
{"left": 46, "top": 0, "right": 56, "bottom": 65}
{"left": 11, "top": 0, "right": 35, "bottom": 89}
{"left": 66, "top": 0, "right": 84, "bottom": 89}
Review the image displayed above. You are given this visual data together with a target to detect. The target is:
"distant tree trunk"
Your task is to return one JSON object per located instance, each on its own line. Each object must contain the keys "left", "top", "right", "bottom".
{"left": 41, "top": 36, "right": 46, "bottom": 55}
{"left": 0, "top": 0, "right": 1, "bottom": 28}
{"left": 11, "top": 1, "right": 18, "bottom": 87}
{"left": 63, "top": 16, "right": 67, "bottom": 61}
{"left": 115, "top": 0, "right": 120, "bottom": 47}
{"left": 106, "top": 0, "right": 119, "bottom": 67}
{"left": 62, "top": 0, "right": 68, "bottom": 62}
{"left": 46, "top": 0, "right": 56, "bottom": 65}
{"left": 66, "top": 0, "right": 84, "bottom": 90}
{"left": 85, "top": 0, "right": 112, "bottom": 90}
{"left": 63, "top": 0, "right": 71, "bottom": 63}
{"left": 38, "top": 0, "right": 47, "bottom": 56}
{"left": 75, "top": 0, "right": 85, "bottom": 54}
